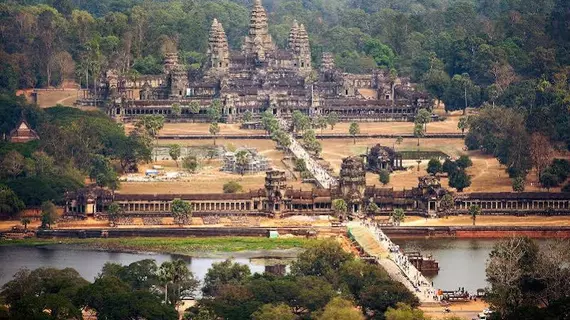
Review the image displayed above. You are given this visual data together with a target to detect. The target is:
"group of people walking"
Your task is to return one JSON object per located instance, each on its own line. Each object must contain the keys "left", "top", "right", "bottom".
{"left": 362, "top": 220, "right": 438, "bottom": 302}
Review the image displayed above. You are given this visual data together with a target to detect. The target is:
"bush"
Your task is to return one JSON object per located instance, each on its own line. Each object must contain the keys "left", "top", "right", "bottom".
{"left": 456, "top": 155, "right": 473, "bottom": 169}
{"left": 549, "top": 159, "right": 570, "bottom": 183}
{"left": 442, "top": 158, "right": 458, "bottom": 175}
{"left": 223, "top": 181, "right": 243, "bottom": 194}
{"left": 294, "top": 158, "right": 307, "bottom": 172}
{"left": 379, "top": 170, "right": 390, "bottom": 185}
{"left": 426, "top": 158, "right": 442, "bottom": 175}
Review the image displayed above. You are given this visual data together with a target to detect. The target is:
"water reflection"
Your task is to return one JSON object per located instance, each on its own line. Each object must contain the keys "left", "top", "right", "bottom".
{"left": 0, "top": 245, "right": 267, "bottom": 286}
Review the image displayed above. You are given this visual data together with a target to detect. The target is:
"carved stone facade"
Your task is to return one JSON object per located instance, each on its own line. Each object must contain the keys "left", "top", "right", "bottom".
{"left": 84, "top": 0, "right": 430, "bottom": 123}
{"left": 64, "top": 164, "right": 570, "bottom": 223}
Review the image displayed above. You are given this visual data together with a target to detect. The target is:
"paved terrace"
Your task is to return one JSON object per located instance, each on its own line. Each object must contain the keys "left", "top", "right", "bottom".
{"left": 348, "top": 220, "right": 438, "bottom": 304}
{"left": 276, "top": 117, "right": 338, "bottom": 189}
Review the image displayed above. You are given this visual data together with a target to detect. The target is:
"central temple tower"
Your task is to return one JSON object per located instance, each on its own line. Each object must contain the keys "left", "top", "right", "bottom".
{"left": 243, "top": 0, "right": 275, "bottom": 60}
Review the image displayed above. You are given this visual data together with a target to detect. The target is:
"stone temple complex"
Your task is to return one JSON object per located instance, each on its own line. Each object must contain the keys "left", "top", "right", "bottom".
{"left": 81, "top": 0, "right": 430, "bottom": 123}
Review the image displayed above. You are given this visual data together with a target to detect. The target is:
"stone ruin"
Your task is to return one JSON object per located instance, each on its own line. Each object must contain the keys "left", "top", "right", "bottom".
{"left": 222, "top": 147, "right": 270, "bottom": 174}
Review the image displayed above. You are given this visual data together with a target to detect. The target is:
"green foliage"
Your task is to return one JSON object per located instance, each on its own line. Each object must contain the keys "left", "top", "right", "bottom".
{"left": 252, "top": 303, "right": 295, "bottom": 320}
{"left": 449, "top": 169, "right": 471, "bottom": 192}
{"left": 158, "top": 259, "right": 199, "bottom": 305}
{"left": 182, "top": 155, "right": 199, "bottom": 173}
{"left": 40, "top": 200, "right": 58, "bottom": 229}
{"left": 106, "top": 202, "right": 123, "bottom": 223}
{"left": 1, "top": 267, "right": 89, "bottom": 319}
{"left": 292, "top": 110, "right": 310, "bottom": 133}
{"left": 442, "top": 158, "right": 458, "bottom": 175}
{"left": 209, "top": 122, "right": 220, "bottom": 145}
{"left": 294, "top": 158, "right": 307, "bottom": 172}
{"left": 384, "top": 303, "right": 428, "bottom": 320}
{"left": 331, "top": 199, "right": 348, "bottom": 218}
{"left": 379, "top": 169, "right": 390, "bottom": 185}
{"left": 4, "top": 174, "right": 83, "bottom": 206}
{"left": 539, "top": 170, "right": 559, "bottom": 190}
{"left": 426, "top": 158, "right": 442, "bottom": 175}
{"left": 512, "top": 176, "right": 525, "bottom": 192}
{"left": 316, "top": 297, "right": 365, "bottom": 320}
{"left": 189, "top": 101, "right": 201, "bottom": 114}
{"left": 202, "top": 259, "right": 251, "bottom": 297}
{"left": 169, "top": 144, "right": 181, "bottom": 166}
{"left": 207, "top": 100, "right": 222, "bottom": 122}
{"left": 392, "top": 208, "right": 405, "bottom": 225}
{"left": 223, "top": 180, "right": 243, "bottom": 194}
{"left": 0, "top": 185, "right": 25, "bottom": 217}
{"left": 171, "top": 103, "right": 182, "bottom": 117}
{"left": 291, "top": 239, "right": 352, "bottom": 285}
{"left": 456, "top": 155, "right": 473, "bottom": 169}
{"left": 326, "top": 112, "right": 339, "bottom": 130}
{"left": 439, "top": 193, "right": 454, "bottom": 217}
{"left": 468, "top": 205, "right": 481, "bottom": 225}
{"left": 349, "top": 122, "right": 360, "bottom": 144}
{"left": 242, "top": 110, "right": 253, "bottom": 123}
{"left": 132, "top": 55, "right": 163, "bottom": 75}
{"left": 89, "top": 154, "right": 119, "bottom": 190}
{"left": 170, "top": 199, "right": 192, "bottom": 225}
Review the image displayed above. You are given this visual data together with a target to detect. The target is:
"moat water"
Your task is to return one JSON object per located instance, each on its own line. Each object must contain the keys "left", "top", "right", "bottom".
{"left": 0, "top": 245, "right": 295, "bottom": 287}
{"left": 0, "top": 239, "right": 548, "bottom": 293}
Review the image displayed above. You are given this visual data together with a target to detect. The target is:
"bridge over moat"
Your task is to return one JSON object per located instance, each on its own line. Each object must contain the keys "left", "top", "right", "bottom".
{"left": 348, "top": 220, "right": 438, "bottom": 304}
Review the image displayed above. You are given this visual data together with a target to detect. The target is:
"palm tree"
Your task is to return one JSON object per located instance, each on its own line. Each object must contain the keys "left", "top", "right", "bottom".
{"left": 469, "top": 205, "right": 481, "bottom": 226}
{"left": 392, "top": 208, "right": 405, "bottom": 226}
{"left": 20, "top": 217, "right": 31, "bottom": 231}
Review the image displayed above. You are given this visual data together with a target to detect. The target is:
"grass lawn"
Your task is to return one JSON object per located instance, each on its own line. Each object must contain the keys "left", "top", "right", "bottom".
{"left": 0, "top": 236, "right": 319, "bottom": 254}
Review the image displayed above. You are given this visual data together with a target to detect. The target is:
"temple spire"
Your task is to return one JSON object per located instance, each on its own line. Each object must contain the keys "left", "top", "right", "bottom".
{"left": 208, "top": 18, "right": 229, "bottom": 74}
{"left": 288, "top": 20, "right": 299, "bottom": 50}
{"left": 243, "top": 0, "right": 275, "bottom": 56}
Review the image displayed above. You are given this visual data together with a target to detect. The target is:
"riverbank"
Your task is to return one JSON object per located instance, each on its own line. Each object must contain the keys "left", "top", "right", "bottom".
{"left": 0, "top": 236, "right": 319, "bottom": 255}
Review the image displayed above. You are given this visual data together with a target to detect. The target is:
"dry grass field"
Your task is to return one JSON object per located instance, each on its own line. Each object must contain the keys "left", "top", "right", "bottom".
{"left": 401, "top": 215, "right": 570, "bottom": 227}
{"left": 119, "top": 134, "right": 554, "bottom": 194}
{"left": 125, "top": 122, "right": 260, "bottom": 136}
{"left": 120, "top": 138, "right": 311, "bottom": 194}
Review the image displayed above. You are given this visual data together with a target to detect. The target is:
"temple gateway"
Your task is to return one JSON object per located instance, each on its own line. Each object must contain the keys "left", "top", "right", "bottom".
{"left": 80, "top": 0, "right": 430, "bottom": 123}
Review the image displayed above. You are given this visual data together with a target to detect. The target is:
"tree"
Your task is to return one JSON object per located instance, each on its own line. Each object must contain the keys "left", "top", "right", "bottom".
{"left": 0, "top": 185, "right": 25, "bottom": 218}
{"left": 242, "top": 110, "right": 253, "bottom": 123}
{"left": 158, "top": 260, "right": 198, "bottom": 306}
{"left": 456, "top": 155, "right": 473, "bottom": 169}
{"left": 190, "top": 101, "right": 201, "bottom": 114}
{"left": 539, "top": 171, "right": 559, "bottom": 191}
{"left": 427, "top": 158, "right": 442, "bottom": 175}
{"left": 169, "top": 144, "right": 181, "bottom": 167}
{"left": 529, "top": 133, "right": 554, "bottom": 177}
{"left": 449, "top": 170, "right": 471, "bottom": 192}
{"left": 379, "top": 169, "right": 390, "bottom": 186}
{"left": 107, "top": 202, "right": 123, "bottom": 225}
{"left": 468, "top": 205, "right": 481, "bottom": 225}
{"left": 202, "top": 259, "right": 251, "bottom": 297}
{"left": 326, "top": 112, "right": 339, "bottom": 130}
{"left": 209, "top": 122, "right": 220, "bottom": 145}
{"left": 483, "top": 237, "right": 570, "bottom": 318}
{"left": 439, "top": 194, "right": 454, "bottom": 218}
{"left": 89, "top": 155, "right": 119, "bottom": 190}
{"left": 458, "top": 116, "right": 469, "bottom": 134}
{"left": 512, "top": 176, "right": 525, "bottom": 192}
{"left": 1, "top": 150, "right": 24, "bottom": 178}
{"left": 171, "top": 199, "right": 192, "bottom": 225}
{"left": 134, "top": 115, "right": 164, "bottom": 162}
{"left": 20, "top": 217, "right": 31, "bottom": 230}
{"left": 442, "top": 158, "right": 458, "bottom": 176}
{"left": 391, "top": 208, "right": 405, "bottom": 226}
{"left": 415, "top": 109, "right": 431, "bottom": 132}
{"left": 384, "top": 303, "right": 428, "bottom": 320}
{"left": 413, "top": 123, "right": 424, "bottom": 147}
{"left": 314, "top": 116, "right": 328, "bottom": 135}
{"left": 252, "top": 303, "right": 295, "bottom": 320}
{"left": 235, "top": 150, "right": 250, "bottom": 175}
{"left": 294, "top": 159, "right": 307, "bottom": 172}
{"left": 331, "top": 199, "right": 348, "bottom": 220}
{"left": 349, "top": 122, "right": 360, "bottom": 144}
{"left": 182, "top": 155, "right": 199, "bottom": 173}
{"left": 317, "top": 297, "right": 365, "bottom": 320}
{"left": 2, "top": 267, "right": 89, "bottom": 319}
{"left": 291, "top": 240, "right": 352, "bottom": 283}
{"left": 207, "top": 99, "right": 222, "bottom": 122}
{"left": 223, "top": 181, "right": 243, "bottom": 194}
{"left": 395, "top": 136, "right": 403, "bottom": 150}
{"left": 292, "top": 111, "right": 310, "bottom": 133}
{"left": 367, "top": 202, "right": 379, "bottom": 215}
{"left": 40, "top": 200, "right": 57, "bottom": 229}
{"left": 171, "top": 103, "right": 182, "bottom": 118}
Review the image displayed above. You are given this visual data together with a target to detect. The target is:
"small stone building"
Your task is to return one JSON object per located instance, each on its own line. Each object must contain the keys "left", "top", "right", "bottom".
{"left": 8, "top": 119, "right": 39, "bottom": 143}
{"left": 222, "top": 147, "right": 270, "bottom": 174}
{"left": 366, "top": 144, "right": 403, "bottom": 172}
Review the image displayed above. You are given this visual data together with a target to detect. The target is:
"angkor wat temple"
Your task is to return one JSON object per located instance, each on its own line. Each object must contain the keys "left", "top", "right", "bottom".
{"left": 64, "top": 157, "right": 570, "bottom": 224}
{"left": 81, "top": 0, "right": 430, "bottom": 123}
